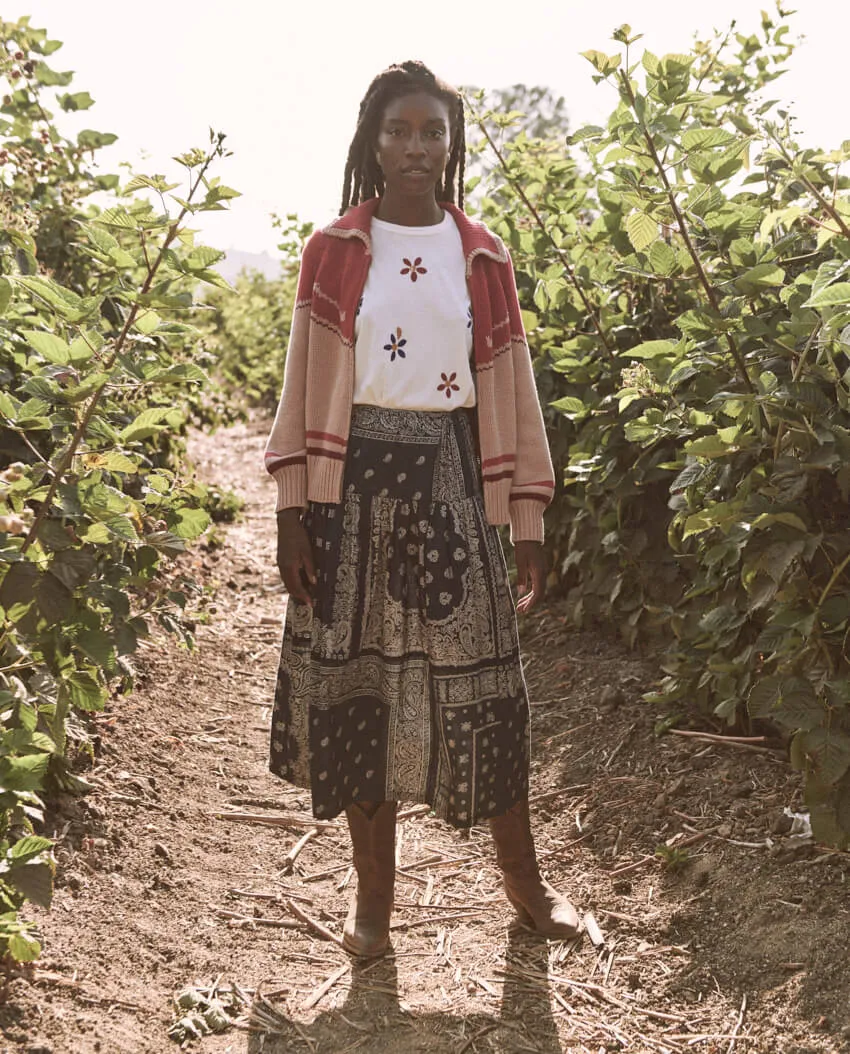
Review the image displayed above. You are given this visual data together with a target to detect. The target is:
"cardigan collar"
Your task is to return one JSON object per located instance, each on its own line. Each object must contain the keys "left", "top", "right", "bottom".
{"left": 324, "top": 197, "right": 508, "bottom": 276}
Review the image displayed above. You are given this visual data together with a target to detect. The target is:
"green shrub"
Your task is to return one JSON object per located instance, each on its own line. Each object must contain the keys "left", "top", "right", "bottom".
{"left": 200, "top": 214, "right": 312, "bottom": 409}
{"left": 0, "top": 16, "right": 238, "bottom": 961}
{"left": 470, "top": 7, "right": 850, "bottom": 845}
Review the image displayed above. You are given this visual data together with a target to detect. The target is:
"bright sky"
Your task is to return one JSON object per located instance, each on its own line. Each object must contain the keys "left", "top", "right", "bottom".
{"left": 16, "top": 0, "right": 850, "bottom": 256}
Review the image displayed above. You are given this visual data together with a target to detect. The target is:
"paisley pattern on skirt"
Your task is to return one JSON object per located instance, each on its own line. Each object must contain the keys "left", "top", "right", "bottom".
{"left": 269, "top": 405, "right": 530, "bottom": 828}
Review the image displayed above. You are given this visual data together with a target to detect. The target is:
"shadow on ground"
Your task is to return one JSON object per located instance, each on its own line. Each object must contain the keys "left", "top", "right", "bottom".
{"left": 247, "top": 929, "right": 563, "bottom": 1054}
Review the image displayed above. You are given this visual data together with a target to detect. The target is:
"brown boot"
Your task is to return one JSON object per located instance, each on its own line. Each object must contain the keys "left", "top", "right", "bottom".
{"left": 489, "top": 799, "right": 580, "bottom": 939}
{"left": 342, "top": 800, "right": 397, "bottom": 958}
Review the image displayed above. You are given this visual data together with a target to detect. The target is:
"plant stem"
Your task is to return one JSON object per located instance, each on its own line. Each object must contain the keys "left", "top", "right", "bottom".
{"left": 772, "top": 323, "right": 821, "bottom": 463}
{"left": 770, "top": 133, "right": 850, "bottom": 240}
{"left": 817, "top": 551, "right": 850, "bottom": 613}
{"left": 618, "top": 70, "right": 755, "bottom": 394}
{"left": 466, "top": 100, "right": 615, "bottom": 358}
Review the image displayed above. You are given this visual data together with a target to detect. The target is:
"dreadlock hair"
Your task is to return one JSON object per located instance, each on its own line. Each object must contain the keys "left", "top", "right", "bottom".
{"left": 339, "top": 60, "right": 466, "bottom": 216}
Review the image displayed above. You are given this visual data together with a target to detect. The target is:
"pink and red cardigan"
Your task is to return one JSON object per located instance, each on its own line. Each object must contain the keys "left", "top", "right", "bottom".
{"left": 264, "top": 198, "right": 555, "bottom": 543}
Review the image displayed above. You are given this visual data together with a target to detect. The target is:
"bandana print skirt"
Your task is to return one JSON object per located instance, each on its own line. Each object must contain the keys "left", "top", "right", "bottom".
{"left": 269, "top": 405, "right": 531, "bottom": 828}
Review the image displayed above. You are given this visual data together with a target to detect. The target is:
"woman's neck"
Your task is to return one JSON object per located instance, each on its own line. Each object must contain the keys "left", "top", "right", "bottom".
{"left": 375, "top": 191, "right": 443, "bottom": 227}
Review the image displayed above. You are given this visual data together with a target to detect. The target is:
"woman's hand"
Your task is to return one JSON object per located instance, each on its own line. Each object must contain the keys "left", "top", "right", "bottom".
{"left": 514, "top": 540, "right": 547, "bottom": 614}
{"left": 276, "top": 508, "right": 316, "bottom": 606}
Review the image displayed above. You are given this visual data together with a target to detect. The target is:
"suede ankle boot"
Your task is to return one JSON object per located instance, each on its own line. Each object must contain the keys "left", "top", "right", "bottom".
{"left": 342, "top": 800, "right": 397, "bottom": 957}
{"left": 489, "top": 799, "right": 579, "bottom": 939}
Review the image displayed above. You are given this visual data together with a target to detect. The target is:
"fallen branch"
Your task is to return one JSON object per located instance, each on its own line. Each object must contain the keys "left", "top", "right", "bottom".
{"left": 666, "top": 729, "right": 776, "bottom": 754}
{"left": 284, "top": 898, "right": 345, "bottom": 947}
{"left": 728, "top": 992, "right": 748, "bottom": 1053}
{"left": 302, "top": 963, "right": 350, "bottom": 1010}
{"left": 397, "top": 804, "right": 432, "bottom": 820}
{"left": 215, "top": 908, "right": 301, "bottom": 930}
{"left": 282, "top": 827, "right": 320, "bottom": 873}
{"left": 456, "top": 1023, "right": 500, "bottom": 1054}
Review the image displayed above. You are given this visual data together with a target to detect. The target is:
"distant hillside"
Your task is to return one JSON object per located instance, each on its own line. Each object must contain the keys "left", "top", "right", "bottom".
{"left": 218, "top": 249, "right": 282, "bottom": 283}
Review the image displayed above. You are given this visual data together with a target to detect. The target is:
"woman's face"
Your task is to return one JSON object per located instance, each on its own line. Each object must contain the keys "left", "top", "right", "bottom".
{"left": 375, "top": 91, "right": 452, "bottom": 199}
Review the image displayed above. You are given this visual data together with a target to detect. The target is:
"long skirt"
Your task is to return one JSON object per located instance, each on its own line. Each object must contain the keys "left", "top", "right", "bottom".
{"left": 268, "top": 405, "right": 531, "bottom": 829}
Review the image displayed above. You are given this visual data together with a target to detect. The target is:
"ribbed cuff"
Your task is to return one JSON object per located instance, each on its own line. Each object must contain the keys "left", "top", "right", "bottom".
{"left": 306, "top": 455, "right": 344, "bottom": 503}
{"left": 272, "top": 464, "right": 307, "bottom": 512}
{"left": 483, "top": 479, "right": 510, "bottom": 527}
{"left": 509, "top": 499, "right": 545, "bottom": 544}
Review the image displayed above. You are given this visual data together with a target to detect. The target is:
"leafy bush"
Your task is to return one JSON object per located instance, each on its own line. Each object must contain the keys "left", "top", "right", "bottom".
{"left": 0, "top": 17, "right": 238, "bottom": 962}
{"left": 200, "top": 214, "right": 311, "bottom": 409}
{"left": 470, "top": 7, "right": 850, "bottom": 845}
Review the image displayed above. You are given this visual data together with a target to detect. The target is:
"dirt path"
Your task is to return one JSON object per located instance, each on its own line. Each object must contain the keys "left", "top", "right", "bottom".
{"left": 3, "top": 415, "right": 850, "bottom": 1054}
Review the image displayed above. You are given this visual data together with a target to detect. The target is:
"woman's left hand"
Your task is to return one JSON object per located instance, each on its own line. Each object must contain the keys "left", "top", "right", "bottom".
{"left": 514, "top": 540, "right": 547, "bottom": 614}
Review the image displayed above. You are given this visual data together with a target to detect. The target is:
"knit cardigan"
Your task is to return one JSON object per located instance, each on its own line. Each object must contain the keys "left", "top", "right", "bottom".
{"left": 264, "top": 198, "right": 555, "bottom": 543}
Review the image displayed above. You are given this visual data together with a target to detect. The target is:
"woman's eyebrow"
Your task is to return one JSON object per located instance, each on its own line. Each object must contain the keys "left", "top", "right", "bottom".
{"left": 384, "top": 117, "right": 447, "bottom": 126}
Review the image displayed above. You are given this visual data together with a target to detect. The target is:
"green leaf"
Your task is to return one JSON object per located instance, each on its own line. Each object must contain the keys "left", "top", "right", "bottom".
{"left": 581, "top": 49, "right": 621, "bottom": 76}
{"left": 6, "top": 862, "right": 53, "bottom": 908}
{"left": 134, "top": 310, "right": 162, "bottom": 335}
{"left": 648, "top": 241, "right": 677, "bottom": 277}
{"left": 20, "top": 330, "right": 71, "bottom": 364}
{"left": 0, "top": 276, "right": 12, "bottom": 315}
{"left": 14, "top": 277, "right": 99, "bottom": 322}
{"left": 735, "top": 262, "right": 786, "bottom": 292}
{"left": 803, "top": 282, "right": 850, "bottom": 308}
{"left": 185, "top": 246, "right": 225, "bottom": 270}
{"left": 0, "top": 753, "right": 50, "bottom": 791}
{"left": 49, "top": 549, "right": 96, "bottom": 591}
{"left": 682, "top": 128, "right": 737, "bottom": 151}
{"left": 621, "top": 339, "right": 676, "bottom": 360}
{"left": 76, "top": 629, "right": 117, "bottom": 672}
{"left": 8, "top": 835, "right": 53, "bottom": 863}
{"left": 799, "top": 728, "right": 850, "bottom": 784}
{"left": 626, "top": 211, "right": 658, "bottom": 253}
{"left": 8, "top": 930, "right": 42, "bottom": 962}
{"left": 550, "top": 396, "right": 587, "bottom": 417}
{"left": 120, "top": 406, "right": 173, "bottom": 442}
{"left": 96, "top": 206, "right": 137, "bottom": 230}
{"left": 747, "top": 675, "right": 782, "bottom": 718}
{"left": 684, "top": 436, "right": 734, "bottom": 458}
{"left": 148, "top": 363, "right": 208, "bottom": 385}
{"left": 59, "top": 91, "right": 95, "bottom": 111}
{"left": 169, "top": 507, "right": 210, "bottom": 540}
{"left": 62, "top": 672, "right": 105, "bottom": 713}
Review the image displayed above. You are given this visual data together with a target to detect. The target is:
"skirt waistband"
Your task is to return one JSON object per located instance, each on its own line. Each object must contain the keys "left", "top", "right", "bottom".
{"left": 344, "top": 405, "right": 480, "bottom": 505}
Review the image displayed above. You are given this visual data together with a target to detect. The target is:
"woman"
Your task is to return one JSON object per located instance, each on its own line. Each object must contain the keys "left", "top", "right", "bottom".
{"left": 264, "top": 60, "right": 578, "bottom": 958}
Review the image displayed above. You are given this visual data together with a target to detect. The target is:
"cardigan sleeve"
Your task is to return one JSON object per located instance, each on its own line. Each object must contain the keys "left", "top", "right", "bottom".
{"left": 501, "top": 248, "right": 556, "bottom": 544}
{"left": 263, "top": 231, "right": 324, "bottom": 511}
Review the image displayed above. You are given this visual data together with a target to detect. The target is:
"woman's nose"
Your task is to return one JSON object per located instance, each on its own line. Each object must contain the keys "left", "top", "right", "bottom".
{"left": 405, "top": 134, "right": 427, "bottom": 157}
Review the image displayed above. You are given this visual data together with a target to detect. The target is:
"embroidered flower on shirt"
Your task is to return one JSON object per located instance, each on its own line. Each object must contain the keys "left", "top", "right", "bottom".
{"left": 356, "top": 295, "right": 363, "bottom": 316}
{"left": 400, "top": 256, "right": 427, "bottom": 282}
{"left": 437, "top": 371, "right": 460, "bottom": 398}
{"left": 383, "top": 326, "right": 407, "bottom": 361}
{"left": 467, "top": 305, "right": 473, "bottom": 329}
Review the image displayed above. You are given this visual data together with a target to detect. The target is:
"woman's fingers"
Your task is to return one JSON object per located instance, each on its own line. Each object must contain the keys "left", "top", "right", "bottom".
{"left": 514, "top": 541, "right": 546, "bottom": 614}
{"left": 299, "top": 540, "right": 317, "bottom": 586}
{"left": 283, "top": 559, "right": 314, "bottom": 606}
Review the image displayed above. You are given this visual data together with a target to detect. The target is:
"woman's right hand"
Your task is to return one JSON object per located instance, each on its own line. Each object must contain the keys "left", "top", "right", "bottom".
{"left": 276, "top": 508, "right": 316, "bottom": 606}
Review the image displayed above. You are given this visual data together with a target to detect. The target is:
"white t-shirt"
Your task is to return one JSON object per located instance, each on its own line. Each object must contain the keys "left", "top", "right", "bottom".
{"left": 353, "top": 210, "right": 475, "bottom": 410}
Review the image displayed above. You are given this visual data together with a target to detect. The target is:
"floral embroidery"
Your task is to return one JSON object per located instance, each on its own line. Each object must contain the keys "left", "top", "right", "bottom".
{"left": 400, "top": 256, "right": 427, "bottom": 282}
{"left": 383, "top": 326, "right": 407, "bottom": 361}
{"left": 467, "top": 305, "right": 473, "bottom": 329}
{"left": 437, "top": 371, "right": 460, "bottom": 398}
{"left": 356, "top": 295, "right": 363, "bottom": 316}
